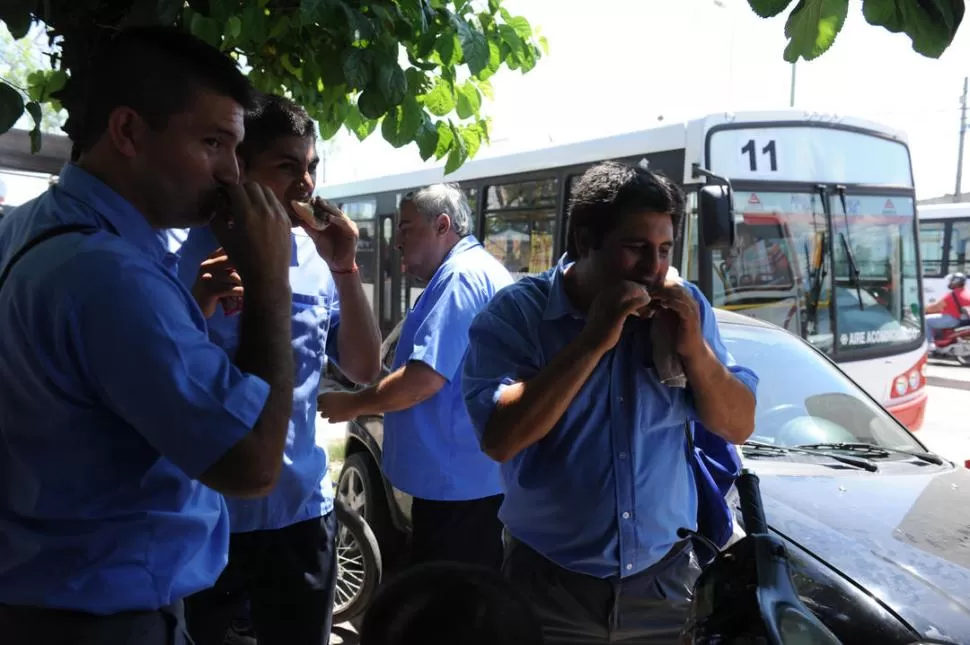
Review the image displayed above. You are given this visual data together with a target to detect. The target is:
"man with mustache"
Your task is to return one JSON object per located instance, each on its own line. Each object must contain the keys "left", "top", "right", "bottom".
{"left": 166, "top": 93, "right": 381, "bottom": 645}
{"left": 462, "top": 161, "right": 759, "bottom": 644}
{"left": 0, "top": 27, "right": 295, "bottom": 645}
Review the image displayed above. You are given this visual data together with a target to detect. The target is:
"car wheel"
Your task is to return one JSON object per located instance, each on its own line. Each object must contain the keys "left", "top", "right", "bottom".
{"left": 332, "top": 498, "right": 382, "bottom": 625}
{"left": 337, "top": 453, "right": 398, "bottom": 555}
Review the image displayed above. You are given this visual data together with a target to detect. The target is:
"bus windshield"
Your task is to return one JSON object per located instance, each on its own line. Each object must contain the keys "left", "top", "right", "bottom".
{"left": 710, "top": 191, "right": 922, "bottom": 357}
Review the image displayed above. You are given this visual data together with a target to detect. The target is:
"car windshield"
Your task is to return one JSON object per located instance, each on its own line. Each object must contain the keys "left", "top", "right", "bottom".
{"left": 710, "top": 192, "right": 922, "bottom": 357}
{"left": 719, "top": 320, "right": 924, "bottom": 451}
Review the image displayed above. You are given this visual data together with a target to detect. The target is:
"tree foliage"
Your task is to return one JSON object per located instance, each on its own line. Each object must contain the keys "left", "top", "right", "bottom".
{"left": 0, "top": 0, "right": 965, "bottom": 171}
{"left": 748, "top": 0, "right": 964, "bottom": 63}
{"left": 0, "top": 0, "right": 547, "bottom": 172}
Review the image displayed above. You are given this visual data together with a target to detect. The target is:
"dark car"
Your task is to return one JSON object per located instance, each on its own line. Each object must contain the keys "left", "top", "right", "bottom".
{"left": 327, "top": 309, "right": 970, "bottom": 644}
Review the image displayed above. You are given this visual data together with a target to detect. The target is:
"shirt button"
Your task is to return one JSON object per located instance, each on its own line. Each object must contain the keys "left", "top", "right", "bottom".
{"left": 619, "top": 452, "right": 628, "bottom": 459}
{"left": 618, "top": 396, "right": 624, "bottom": 403}
{"left": 626, "top": 563, "right": 633, "bottom": 571}
{"left": 622, "top": 511, "right": 631, "bottom": 519}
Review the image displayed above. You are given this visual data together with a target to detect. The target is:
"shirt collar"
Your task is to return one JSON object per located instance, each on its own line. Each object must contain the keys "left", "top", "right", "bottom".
{"left": 57, "top": 164, "right": 169, "bottom": 262}
{"left": 445, "top": 234, "right": 482, "bottom": 263}
{"left": 542, "top": 254, "right": 584, "bottom": 321}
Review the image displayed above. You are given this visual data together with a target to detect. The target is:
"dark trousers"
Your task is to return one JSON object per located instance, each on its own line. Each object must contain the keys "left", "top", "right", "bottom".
{"left": 0, "top": 600, "right": 190, "bottom": 645}
{"left": 409, "top": 494, "right": 505, "bottom": 570}
{"left": 186, "top": 511, "right": 338, "bottom": 645}
{"left": 503, "top": 537, "right": 702, "bottom": 645}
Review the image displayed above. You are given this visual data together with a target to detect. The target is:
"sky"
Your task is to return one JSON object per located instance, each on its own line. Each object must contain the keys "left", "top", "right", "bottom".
{"left": 2, "top": 0, "right": 969, "bottom": 204}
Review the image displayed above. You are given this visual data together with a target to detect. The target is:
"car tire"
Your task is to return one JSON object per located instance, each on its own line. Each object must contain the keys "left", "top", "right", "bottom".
{"left": 337, "top": 452, "right": 398, "bottom": 557}
{"left": 332, "top": 498, "right": 382, "bottom": 625}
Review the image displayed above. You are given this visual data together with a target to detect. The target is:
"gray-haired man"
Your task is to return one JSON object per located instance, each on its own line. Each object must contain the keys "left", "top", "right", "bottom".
{"left": 319, "top": 184, "right": 513, "bottom": 569}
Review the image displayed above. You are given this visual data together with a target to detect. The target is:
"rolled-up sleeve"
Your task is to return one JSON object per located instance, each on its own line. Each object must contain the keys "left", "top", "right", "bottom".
{"left": 462, "top": 294, "right": 541, "bottom": 441}
{"left": 409, "top": 273, "right": 485, "bottom": 382}
{"left": 689, "top": 283, "right": 759, "bottom": 398}
{"left": 71, "top": 255, "right": 270, "bottom": 479}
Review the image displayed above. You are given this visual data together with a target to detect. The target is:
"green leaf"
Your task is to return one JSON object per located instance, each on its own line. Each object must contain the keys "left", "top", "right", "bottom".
{"left": 0, "top": 82, "right": 26, "bottom": 135}
{"left": 456, "top": 20, "right": 489, "bottom": 75}
{"left": 281, "top": 53, "right": 303, "bottom": 81}
{"left": 301, "top": 0, "right": 327, "bottom": 22}
{"left": 782, "top": 0, "right": 849, "bottom": 63}
{"left": 227, "top": 15, "right": 242, "bottom": 39}
{"left": 747, "top": 0, "right": 796, "bottom": 18}
{"left": 864, "top": 0, "right": 964, "bottom": 58}
{"left": 421, "top": 80, "right": 455, "bottom": 116}
{"left": 25, "top": 100, "right": 41, "bottom": 125}
{"left": 25, "top": 101, "right": 42, "bottom": 152}
{"left": 434, "top": 31, "right": 461, "bottom": 66}
{"left": 344, "top": 105, "right": 380, "bottom": 141}
{"left": 381, "top": 96, "right": 423, "bottom": 148}
{"left": 433, "top": 120, "right": 453, "bottom": 160}
{"left": 415, "top": 119, "right": 439, "bottom": 161}
{"left": 475, "top": 78, "right": 494, "bottom": 100}
{"left": 459, "top": 123, "right": 482, "bottom": 159}
{"left": 505, "top": 15, "right": 532, "bottom": 39}
{"left": 342, "top": 49, "right": 372, "bottom": 90}
{"left": 377, "top": 60, "right": 408, "bottom": 106}
{"left": 455, "top": 81, "right": 481, "bottom": 119}
{"left": 190, "top": 13, "right": 222, "bottom": 47}
{"left": 538, "top": 35, "right": 550, "bottom": 55}
{"left": 0, "top": 0, "right": 37, "bottom": 39}
{"left": 357, "top": 88, "right": 388, "bottom": 119}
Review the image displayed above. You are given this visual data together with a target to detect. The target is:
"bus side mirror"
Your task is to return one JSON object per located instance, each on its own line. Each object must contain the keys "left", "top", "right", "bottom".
{"left": 698, "top": 184, "right": 735, "bottom": 250}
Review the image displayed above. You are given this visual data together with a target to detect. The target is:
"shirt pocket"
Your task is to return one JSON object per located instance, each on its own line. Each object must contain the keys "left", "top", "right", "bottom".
{"left": 637, "top": 368, "right": 691, "bottom": 432}
{"left": 291, "top": 292, "right": 329, "bottom": 360}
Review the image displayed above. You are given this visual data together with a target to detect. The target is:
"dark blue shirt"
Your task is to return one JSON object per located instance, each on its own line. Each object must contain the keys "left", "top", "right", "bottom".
{"left": 463, "top": 257, "right": 759, "bottom": 578}
{"left": 0, "top": 165, "right": 270, "bottom": 613}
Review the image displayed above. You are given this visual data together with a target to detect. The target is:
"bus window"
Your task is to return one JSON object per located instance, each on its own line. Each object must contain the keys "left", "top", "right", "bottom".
{"left": 484, "top": 179, "right": 558, "bottom": 279}
{"left": 339, "top": 198, "right": 378, "bottom": 311}
{"left": 918, "top": 221, "right": 945, "bottom": 277}
{"left": 948, "top": 221, "right": 970, "bottom": 275}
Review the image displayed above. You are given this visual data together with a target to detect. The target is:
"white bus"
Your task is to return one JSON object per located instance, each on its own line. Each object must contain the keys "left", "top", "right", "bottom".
{"left": 917, "top": 202, "right": 970, "bottom": 306}
{"left": 319, "top": 110, "right": 928, "bottom": 430}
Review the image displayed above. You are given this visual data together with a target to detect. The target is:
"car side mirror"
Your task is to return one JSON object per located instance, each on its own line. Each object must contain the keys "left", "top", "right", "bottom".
{"left": 698, "top": 184, "right": 736, "bottom": 250}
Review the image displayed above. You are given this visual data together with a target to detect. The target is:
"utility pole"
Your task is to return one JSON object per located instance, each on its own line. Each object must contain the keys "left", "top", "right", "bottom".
{"left": 789, "top": 63, "right": 797, "bottom": 107}
{"left": 956, "top": 76, "right": 968, "bottom": 202}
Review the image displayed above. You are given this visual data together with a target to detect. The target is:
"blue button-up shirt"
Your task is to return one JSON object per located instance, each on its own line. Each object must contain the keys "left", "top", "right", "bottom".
{"left": 165, "top": 226, "right": 340, "bottom": 533}
{"left": 0, "top": 165, "right": 270, "bottom": 613}
{"left": 463, "top": 256, "right": 759, "bottom": 578}
{"left": 383, "top": 235, "right": 513, "bottom": 501}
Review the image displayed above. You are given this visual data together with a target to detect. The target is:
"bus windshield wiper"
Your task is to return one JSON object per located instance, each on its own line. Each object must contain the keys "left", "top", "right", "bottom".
{"left": 794, "top": 442, "right": 943, "bottom": 465}
{"left": 743, "top": 440, "right": 878, "bottom": 472}
{"left": 834, "top": 186, "right": 864, "bottom": 311}
{"left": 804, "top": 190, "right": 828, "bottom": 336}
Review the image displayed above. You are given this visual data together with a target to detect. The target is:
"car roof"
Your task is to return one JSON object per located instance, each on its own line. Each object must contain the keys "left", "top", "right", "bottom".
{"left": 713, "top": 308, "right": 781, "bottom": 330}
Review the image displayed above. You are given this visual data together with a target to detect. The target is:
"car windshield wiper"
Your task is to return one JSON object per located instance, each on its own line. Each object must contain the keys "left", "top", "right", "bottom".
{"left": 743, "top": 440, "right": 878, "bottom": 472}
{"left": 803, "top": 190, "right": 828, "bottom": 337}
{"left": 834, "top": 186, "right": 864, "bottom": 311}
{"left": 793, "top": 442, "right": 943, "bottom": 465}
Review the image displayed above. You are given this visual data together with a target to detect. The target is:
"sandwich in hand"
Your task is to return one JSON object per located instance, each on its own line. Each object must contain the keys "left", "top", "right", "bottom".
{"left": 290, "top": 197, "right": 331, "bottom": 231}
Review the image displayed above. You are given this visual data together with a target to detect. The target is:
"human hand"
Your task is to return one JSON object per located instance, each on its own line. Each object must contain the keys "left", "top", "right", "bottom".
{"left": 580, "top": 280, "right": 651, "bottom": 353}
{"left": 191, "top": 247, "right": 243, "bottom": 318}
{"left": 649, "top": 280, "right": 706, "bottom": 359}
{"left": 211, "top": 182, "right": 292, "bottom": 289}
{"left": 318, "top": 391, "right": 361, "bottom": 423}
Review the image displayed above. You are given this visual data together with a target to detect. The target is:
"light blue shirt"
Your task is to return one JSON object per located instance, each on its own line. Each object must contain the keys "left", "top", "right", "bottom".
{"left": 0, "top": 165, "right": 269, "bottom": 613}
{"left": 463, "top": 256, "right": 759, "bottom": 578}
{"left": 166, "top": 226, "right": 339, "bottom": 533}
{"left": 383, "top": 235, "right": 513, "bottom": 501}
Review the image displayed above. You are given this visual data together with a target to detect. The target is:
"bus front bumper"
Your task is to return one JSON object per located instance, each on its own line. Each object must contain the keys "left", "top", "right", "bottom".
{"left": 885, "top": 389, "right": 928, "bottom": 431}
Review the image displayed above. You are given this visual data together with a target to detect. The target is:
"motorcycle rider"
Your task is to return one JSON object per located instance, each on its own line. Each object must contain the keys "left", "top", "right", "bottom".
{"left": 925, "top": 272, "right": 970, "bottom": 347}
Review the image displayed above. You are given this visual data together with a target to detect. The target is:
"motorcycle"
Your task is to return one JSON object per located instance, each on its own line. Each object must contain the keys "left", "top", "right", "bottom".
{"left": 929, "top": 323, "right": 970, "bottom": 366}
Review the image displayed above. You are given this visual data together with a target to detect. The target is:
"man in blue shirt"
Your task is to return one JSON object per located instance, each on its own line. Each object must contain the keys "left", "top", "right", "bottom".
{"left": 319, "top": 184, "right": 513, "bottom": 570}
{"left": 168, "top": 94, "right": 381, "bottom": 645}
{"left": 0, "top": 28, "right": 296, "bottom": 645}
{"left": 462, "top": 162, "right": 759, "bottom": 644}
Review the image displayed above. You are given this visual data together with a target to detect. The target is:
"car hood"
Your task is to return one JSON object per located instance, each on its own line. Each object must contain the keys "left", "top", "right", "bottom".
{"left": 754, "top": 461, "right": 970, "bottom": 643}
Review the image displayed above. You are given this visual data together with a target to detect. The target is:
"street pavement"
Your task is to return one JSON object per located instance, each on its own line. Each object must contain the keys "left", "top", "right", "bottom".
{"left": 916, "top": 362, "right": 970, "bottom": 465}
